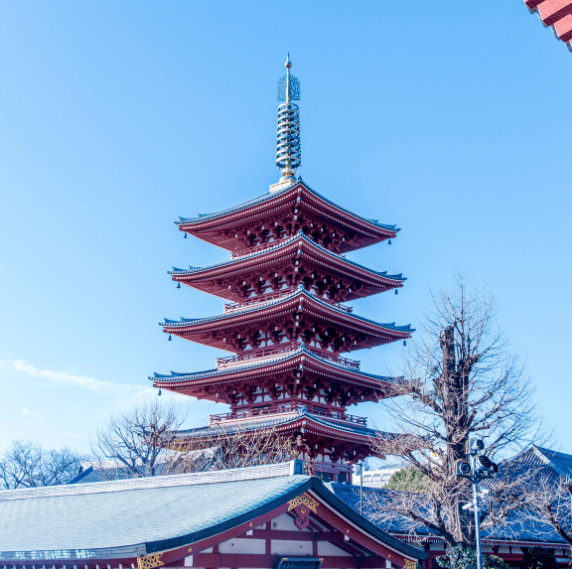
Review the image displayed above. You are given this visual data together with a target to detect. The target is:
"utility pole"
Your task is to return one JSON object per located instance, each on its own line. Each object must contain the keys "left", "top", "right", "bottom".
{"left": 359, "top": 461, "right": 364, "bottom": 515}
{"left": 456, "top": 439, "right": 499, "bottom": 569}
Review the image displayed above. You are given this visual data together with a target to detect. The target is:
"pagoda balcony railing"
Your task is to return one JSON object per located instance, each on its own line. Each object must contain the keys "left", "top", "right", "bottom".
{"left": 223, "top": 290, "right": 353, "bottom": 314}
{"left": 209, "top": 403, "right": 367, "bottom": 426}
{"left": 229, "top": 236, "right": 295, "bottom": 260}
{"left": 216, "top": 344, "right": 360, "bottom": 370}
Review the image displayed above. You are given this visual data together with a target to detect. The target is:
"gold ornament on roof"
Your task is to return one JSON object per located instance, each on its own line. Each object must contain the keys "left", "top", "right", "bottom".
{"left": 288, "top": 492, "right": 319, "bottom": 514}
{"left": 403, "top": 559, "right": 418, "bottom": 569}
{"left": 137, "top": 553, "right": 164, "bottom": 569}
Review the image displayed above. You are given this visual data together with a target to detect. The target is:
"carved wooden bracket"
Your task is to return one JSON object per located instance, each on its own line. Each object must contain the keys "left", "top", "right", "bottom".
{"left": 288, "top": 492, "right": 319, "bottom": 530}
{"left": 137, "top": 553, "right": 164, "bottom": 569}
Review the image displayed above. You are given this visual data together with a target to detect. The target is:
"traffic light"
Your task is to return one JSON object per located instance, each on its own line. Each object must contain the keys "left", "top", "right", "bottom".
{"left": 456, "top": 439, "right": 499, "bottom": 479}
{"left": 465, "top": 439, "right": 485, "bottom": 456}
{"left": 474, "top": 454, "right": 499, "bottom": 477}
{"left": 456, "top": 459, "right": 471, "bottom": 478}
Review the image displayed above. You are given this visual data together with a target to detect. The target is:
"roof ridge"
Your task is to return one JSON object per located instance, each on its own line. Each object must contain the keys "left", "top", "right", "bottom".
{"left": 0, "top": 461, "right": 304, "bottom": 502}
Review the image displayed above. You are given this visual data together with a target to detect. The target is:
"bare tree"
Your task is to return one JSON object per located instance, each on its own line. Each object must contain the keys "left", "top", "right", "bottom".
{"left": 92, "top": 397, "right": 189, "bottom": 478}
{"left": 0, "top": 440, "right": 84, "bottom": 489}
{"left": 92, "top": 398, "right": 305, "bottom": 480}
{"left": 509, "top": 448, "right": 572, "bottom": 554}
{"left": 369, "top": 274, "right": 540, "bottom": 546}
{"left": 176, "top": 425, "right": 308, "bottom": 472}
{"left": 524, "top": 475, "right": 572, "bottom": 549}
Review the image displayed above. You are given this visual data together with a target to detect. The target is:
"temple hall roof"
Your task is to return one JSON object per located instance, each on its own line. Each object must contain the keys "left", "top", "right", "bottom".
{"left": 0, "top": 461, "right": 425, "bottom": 562}
{"left": 329, "top": 445, "right": 572, "bottom": 547}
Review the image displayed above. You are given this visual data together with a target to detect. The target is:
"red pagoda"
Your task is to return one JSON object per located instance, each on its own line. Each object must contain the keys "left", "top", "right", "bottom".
{"left": 152, "top": 55, "right": 413, "bottom": 482}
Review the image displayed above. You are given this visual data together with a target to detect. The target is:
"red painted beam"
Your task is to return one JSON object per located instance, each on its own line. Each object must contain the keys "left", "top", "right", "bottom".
{"left": 192, "top": 553, "right": 369, "bottom": 569}
{"left": 537, "top": 0, "right": 572, "bottom": 26}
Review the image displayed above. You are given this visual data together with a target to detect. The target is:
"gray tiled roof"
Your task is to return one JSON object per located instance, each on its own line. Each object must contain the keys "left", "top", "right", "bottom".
{"left": 0, "top": 463, "right": 306, "bottom": 560}
{"left": 330, "top": 446, "right": 572, "bottom": 546}
{"left": 330, "top": 482, "right": 568, "bottom": 545}
{"left": 0, "top": 461, "right": 425, "bottom": 562}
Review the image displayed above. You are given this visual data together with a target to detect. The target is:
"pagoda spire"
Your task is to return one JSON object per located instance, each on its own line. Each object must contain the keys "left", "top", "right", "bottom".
{"left": 274, "top": 54, "right": 301, "bottom": 188}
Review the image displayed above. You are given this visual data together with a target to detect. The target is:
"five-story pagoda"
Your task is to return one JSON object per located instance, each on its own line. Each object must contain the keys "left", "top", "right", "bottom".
{"left": 152, "top": 56, "right": 413, "bottom": 482}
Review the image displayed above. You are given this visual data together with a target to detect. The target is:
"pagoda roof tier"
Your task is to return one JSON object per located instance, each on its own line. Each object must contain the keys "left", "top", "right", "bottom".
{"left": 170, "top": 231, "right": 405, "bottom": 303}
{"left": 161, "top": 287, "right": 413, "bottom": 353}
{"left": 151, "top": 345, "right": 397, "bottom": 406}
{"left": 176, "top": 181, "right": 399, "bottom": 254}
{"left": 170, "top": 409, "right": 398, "bottom": 463}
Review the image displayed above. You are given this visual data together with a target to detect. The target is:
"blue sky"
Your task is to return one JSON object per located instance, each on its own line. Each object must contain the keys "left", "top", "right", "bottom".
{"left": 1, "top": 1, "right": 571, "bottom": 456}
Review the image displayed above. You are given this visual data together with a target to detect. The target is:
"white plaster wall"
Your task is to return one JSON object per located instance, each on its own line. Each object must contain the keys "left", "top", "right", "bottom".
{"left": 219, "top": 538, "right": 266, "bottom": 554}
{"left": 270, "top": 513, "right": 308, "bottom": 531}
{"left": 271, "top": 539, "right": 312, "bottom": 556}
{"left": 317, "top": 541, "right": 352, "bottom": 556}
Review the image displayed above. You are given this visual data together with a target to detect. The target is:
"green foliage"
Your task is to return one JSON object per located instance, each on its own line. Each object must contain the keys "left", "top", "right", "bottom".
{"left": 521, "top": 547, "right": 558, "bottom": 569}
{"left": 385, "top": 466, "right": 431, "bottom": 493}
{"left": 436, "top": 545, "right": 510, "bottom": 569}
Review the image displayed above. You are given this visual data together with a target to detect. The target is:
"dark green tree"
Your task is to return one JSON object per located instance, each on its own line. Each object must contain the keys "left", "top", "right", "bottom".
{"left": 521, "top": 547, "right": 558, "bottom": 569}
{"left": 385, "top": 466, "right": 431, "bottom": 493}
{"left": 436, "top": 545, "right": 510, "bottom": 569}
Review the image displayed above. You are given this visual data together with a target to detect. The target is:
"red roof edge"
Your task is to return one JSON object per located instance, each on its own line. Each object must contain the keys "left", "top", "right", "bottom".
{"left": 524, "top": 0, "right": 572, "bottom": 50}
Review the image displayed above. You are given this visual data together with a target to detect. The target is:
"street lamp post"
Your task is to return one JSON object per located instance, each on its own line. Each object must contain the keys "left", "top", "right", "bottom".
{"left": 456, "top": 439, "right": 499, "bottom": 569}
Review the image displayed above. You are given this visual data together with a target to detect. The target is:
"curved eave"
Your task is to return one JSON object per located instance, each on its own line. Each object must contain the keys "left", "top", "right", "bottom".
{"left": 146, "top": 475, "right": 426, "bottom": 561}
{"left": 169, "top": 232, "right": 405, "bottom": 301}
{"left": 0, "top": 468, "right": 427, "bottom": 563}
{"left": 172, "top": 410, "right": 395, "bottom": 442}
{"left": 525, "top": 0, "right": 572, "bottom": 51}
{"left": 176, "top": 182, "right": 399, "bottom": 251}
{"left": 161, "top": 289, "right": 413, "bottom": 352}
{"left": 151, "top": 347, "right": 396, "bottom": 392}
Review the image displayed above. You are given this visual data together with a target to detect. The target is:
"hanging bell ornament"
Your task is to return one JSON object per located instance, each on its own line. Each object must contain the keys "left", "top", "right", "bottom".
{"left": 168, "top": 335, "right": 172, "bottom": 341}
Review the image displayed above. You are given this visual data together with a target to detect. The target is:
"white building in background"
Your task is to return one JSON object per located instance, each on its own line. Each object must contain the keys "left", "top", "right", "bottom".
{"left": 352, "top": 462, "right": 407, "bottom": 487}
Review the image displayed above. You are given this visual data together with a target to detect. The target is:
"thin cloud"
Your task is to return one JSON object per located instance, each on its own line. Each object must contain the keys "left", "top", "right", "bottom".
{"left": 1, "top": 360, "right": 148, "bottom": 395}
{"left": 22, "top": 407, "right": 42, "bottom": 421}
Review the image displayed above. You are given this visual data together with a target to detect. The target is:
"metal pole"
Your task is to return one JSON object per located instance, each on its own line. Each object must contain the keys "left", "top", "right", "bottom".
{"left": 360, "top": 462, "right": 364, "bottom": 515}
{"left": 472, "top": 477, "right": 483, "bottom": 569}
